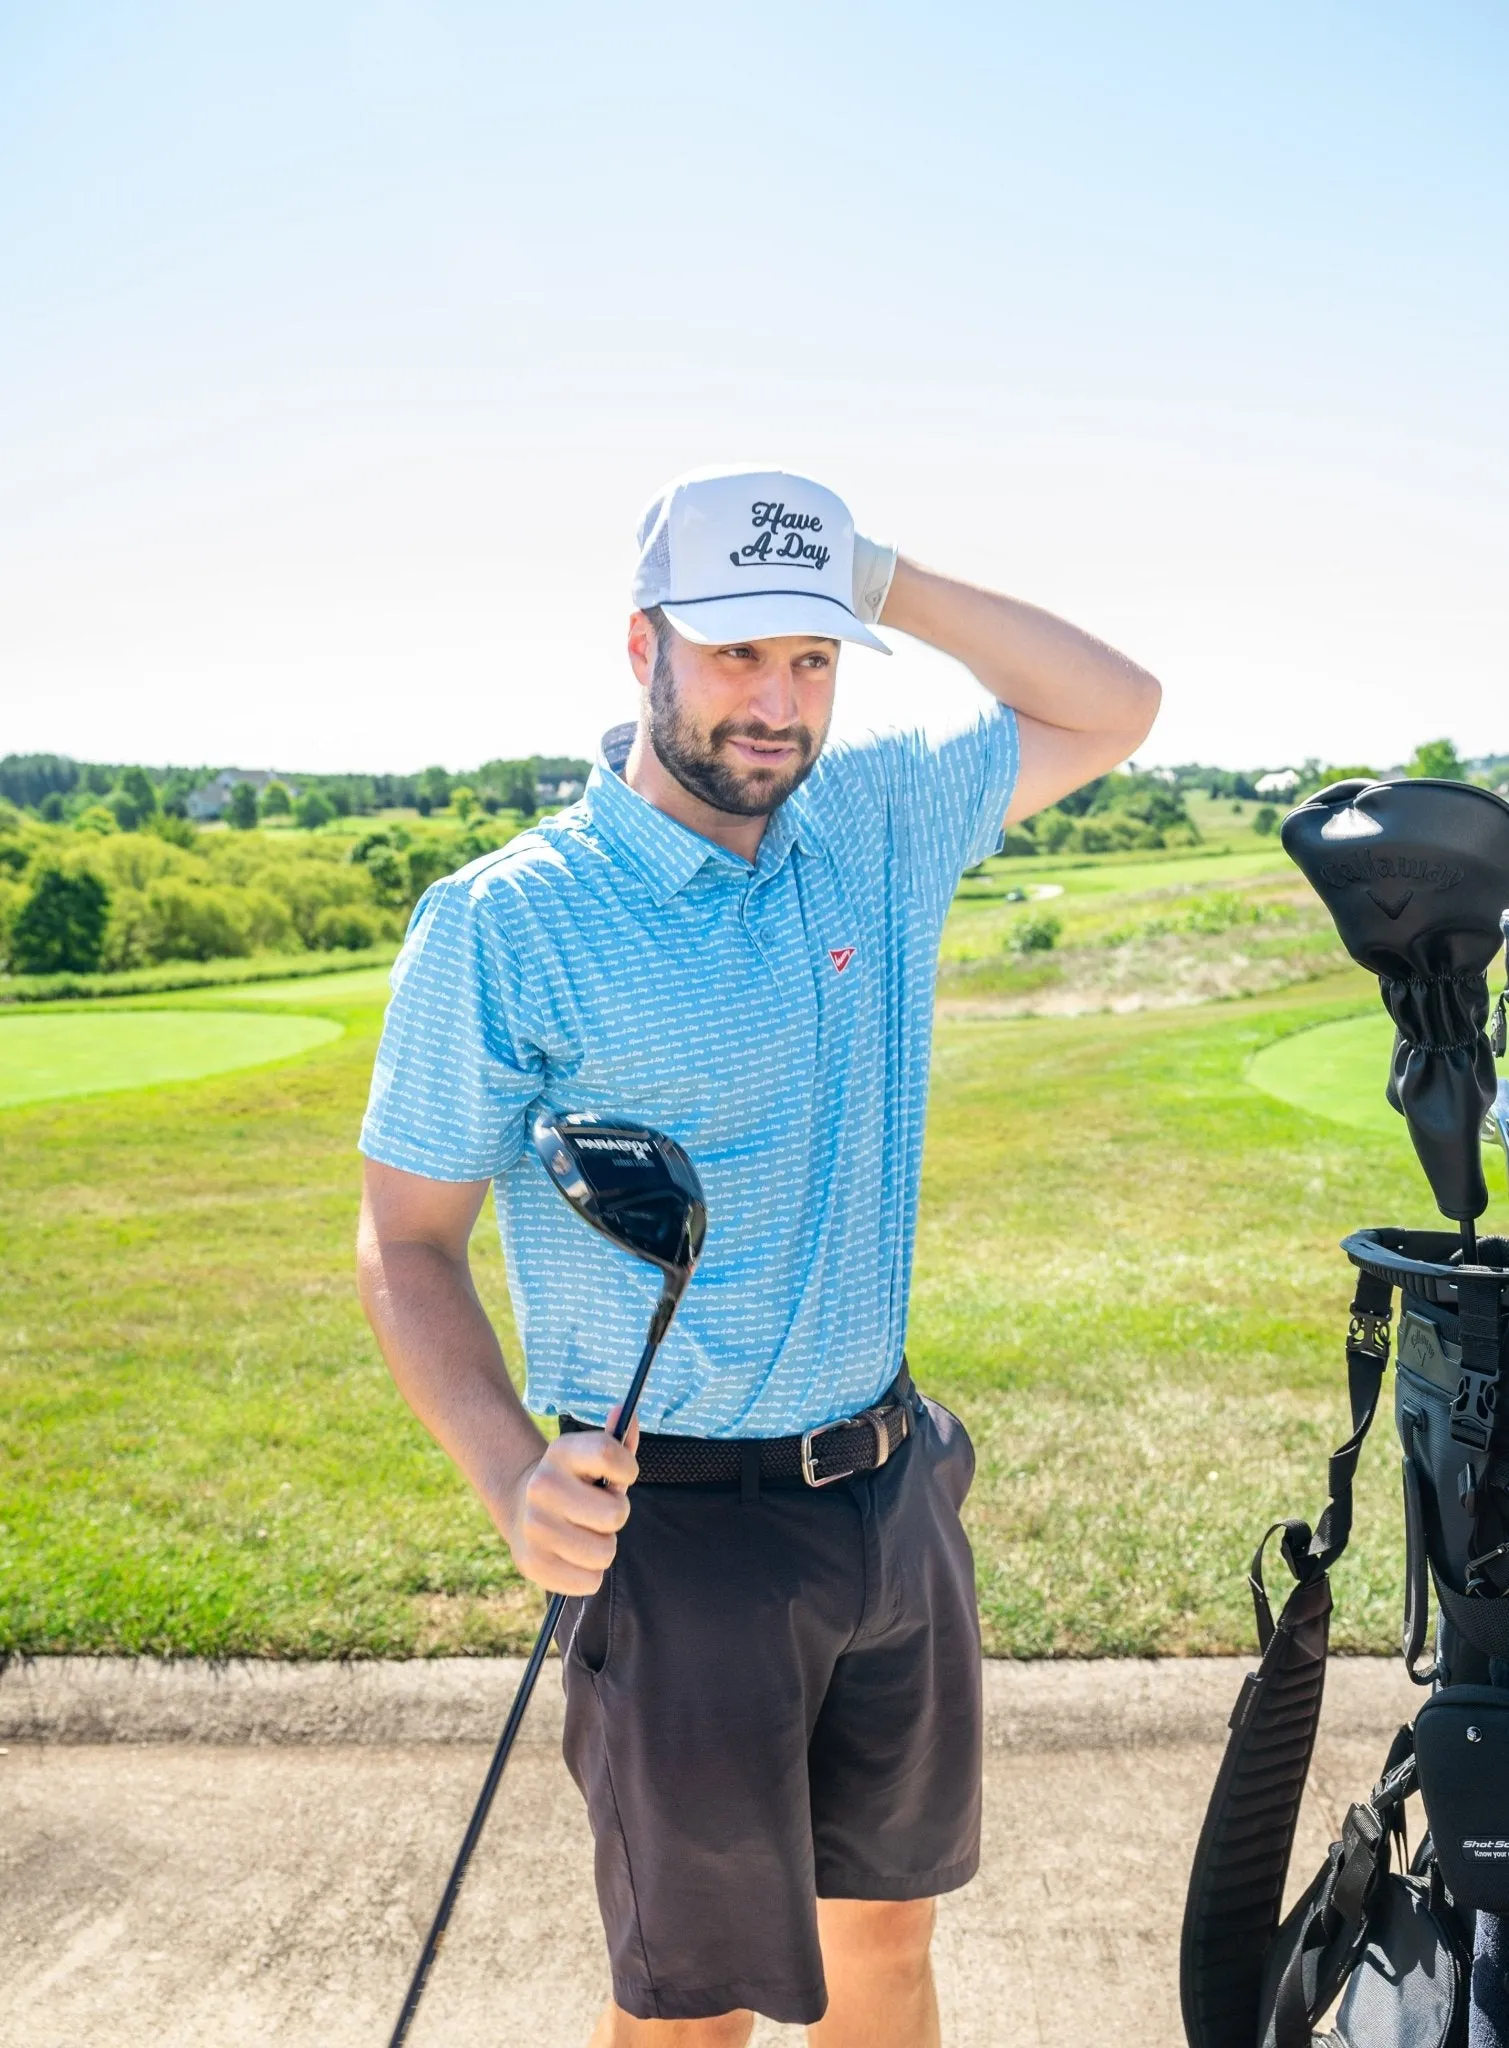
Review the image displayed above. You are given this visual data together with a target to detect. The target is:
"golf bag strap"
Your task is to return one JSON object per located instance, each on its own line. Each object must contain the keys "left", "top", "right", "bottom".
{"left": 1180, "top": 1278, "right": 1393, "bottom": 2048}
{"left": 1307, "top": 1270, "right": 1394, "bottom": 1575}
{"left": 1179, "top": 1572, "right": 1333, "bottom": 2048}
{"left": 1268, "top": 1735, "right": 1417, "bottom": 2048}
{"left": 1247, "top": 1273, "right": 1394, "bottom": 1651}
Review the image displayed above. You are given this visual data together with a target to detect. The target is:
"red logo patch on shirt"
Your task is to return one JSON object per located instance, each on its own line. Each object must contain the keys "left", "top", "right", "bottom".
{"left": 828, "top": 947, "right": 856, "bottom": 974}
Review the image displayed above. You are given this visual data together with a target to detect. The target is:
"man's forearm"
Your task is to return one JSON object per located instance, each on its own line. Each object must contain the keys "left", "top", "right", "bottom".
{"left": 357, "top": 1230, "right": 545, "bottom": 1533}
{"left": 881, "top": 556, "right": 1159, "bottom": 741}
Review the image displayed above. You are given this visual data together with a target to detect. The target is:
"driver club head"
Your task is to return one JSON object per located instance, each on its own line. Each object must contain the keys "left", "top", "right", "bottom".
{"left": 531, "top": 1109, "right": 707, "bottom": 1284}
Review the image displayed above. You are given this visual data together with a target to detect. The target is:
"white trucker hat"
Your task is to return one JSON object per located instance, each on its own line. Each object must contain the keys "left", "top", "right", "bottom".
{"left": 631, "top": 466, "right": 890, "bottom": 654}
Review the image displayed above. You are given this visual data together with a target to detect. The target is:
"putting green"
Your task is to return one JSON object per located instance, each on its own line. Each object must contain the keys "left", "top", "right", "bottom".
{"left": 1247, "top": 1012, "right": 1398, "bottom": 1133}
{"left": 0, "top": 1010, "right": 344, "bottom": 1109}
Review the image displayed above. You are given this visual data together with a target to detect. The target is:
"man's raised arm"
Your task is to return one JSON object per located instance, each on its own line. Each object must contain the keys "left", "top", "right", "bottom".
{"left": 879, "top": 556, "right": 1162, "bottom": 822}
{"left": 357, "top": 1158, "right": 637, "bottom": 1596}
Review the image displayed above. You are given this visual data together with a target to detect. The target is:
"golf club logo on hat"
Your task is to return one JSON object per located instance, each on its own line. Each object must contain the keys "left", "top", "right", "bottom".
{"left": 632, "top": 466, "right": 890, "bottom": 655}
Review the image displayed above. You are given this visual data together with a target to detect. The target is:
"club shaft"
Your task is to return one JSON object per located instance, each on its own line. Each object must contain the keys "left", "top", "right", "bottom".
{"left": 387, "top": 1310, "right": 672, "bottom": 2046}
{"left": 1463, "top": 1218, "right": 1479, "bottom": 1265}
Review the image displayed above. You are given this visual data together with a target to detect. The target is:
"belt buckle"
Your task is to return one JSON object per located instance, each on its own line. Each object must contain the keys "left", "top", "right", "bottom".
{"left": 800, "top": 1406, "right": 895, "bottom": 1488}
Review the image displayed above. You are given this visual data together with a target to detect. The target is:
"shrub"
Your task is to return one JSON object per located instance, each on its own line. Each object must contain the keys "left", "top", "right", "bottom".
{"left": 1006, "top": 913, "right": 1062, "bottom": 954}
{"left": 146, "top": 812, "right": 198, "bottom": 849}
{"left": 364, "top": 848, "right": 407, "bottom": 905}
{"left": 141, "top": 878, "right": 253, "bottom": 961}
{"left": 294, "top": 790, "right": 336, "bottom": 830}
{"left": 0, "top": 876, "right": 26, "bottom": 962}
{"left": 10, "top": 867, "right": 111, "bottom": 973}
{"left": 1182, "top": 891, "right": 1253, "bottom": 936}
{"left": 1034, "top": 809, "right": 1076, "bottom": 853}
{"left": 259, "top": 780, "right": 292, "bottom": 817}
{"left": 312, "top": 904, "right": 378, "bottom": 950}
{"left": 1253, "top": 805, "right": 1278, "bottom": 836}
{"left": 227, "top": 782, "right": 260, "bottom": 830}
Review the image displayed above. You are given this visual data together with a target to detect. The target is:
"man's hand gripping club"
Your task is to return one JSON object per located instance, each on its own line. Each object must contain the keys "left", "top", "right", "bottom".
{"left": 502, "top": 1409, "right": 640, "bottom": 1597}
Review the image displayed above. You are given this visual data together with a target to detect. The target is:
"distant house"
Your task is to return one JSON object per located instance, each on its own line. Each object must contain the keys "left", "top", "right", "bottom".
{"left": 541, "top": 778, "right": 585, "bottom": 803}
{"left": 1254, "top": 768, "right": 1300, "bottom": 797}
{"left": 186, "top": 769, "right": 302, "bottom": 820}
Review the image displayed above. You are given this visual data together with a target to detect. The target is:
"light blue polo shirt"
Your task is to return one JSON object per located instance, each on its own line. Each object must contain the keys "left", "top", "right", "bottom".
{"left": 360, "top": 702, "right": 1018, "bottom": 1437}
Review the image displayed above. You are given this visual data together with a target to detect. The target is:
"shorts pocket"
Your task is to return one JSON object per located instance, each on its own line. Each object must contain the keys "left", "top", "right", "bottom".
{"left": 921, "top": 1396, "right": 976, "bottom": 1511}
{"left": 565, "top": 1573, "right": 615, "bottom": 1677}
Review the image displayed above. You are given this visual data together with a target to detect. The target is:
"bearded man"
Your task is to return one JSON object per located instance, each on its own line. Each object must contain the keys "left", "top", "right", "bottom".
{"left": 358, "top": 466, "right": 1161, "bottom": 2046}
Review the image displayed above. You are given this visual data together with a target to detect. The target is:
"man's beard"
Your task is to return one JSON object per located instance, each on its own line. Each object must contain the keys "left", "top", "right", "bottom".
{"left": 646, "top": 647, "right": 824, "bottom": 819}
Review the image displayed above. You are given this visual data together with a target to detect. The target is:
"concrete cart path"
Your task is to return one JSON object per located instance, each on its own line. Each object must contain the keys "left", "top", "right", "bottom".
{"left": 0, "top": 1657, "right": 1424, "bottom": 2048}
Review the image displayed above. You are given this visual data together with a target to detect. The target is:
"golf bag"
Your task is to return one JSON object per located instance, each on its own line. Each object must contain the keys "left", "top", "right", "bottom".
{"left": 1181, "top": 777, "right": 1509, "bottom": 2048}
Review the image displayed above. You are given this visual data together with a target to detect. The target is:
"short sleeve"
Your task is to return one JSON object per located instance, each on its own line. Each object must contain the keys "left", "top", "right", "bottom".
{"left": 837, "top": 698, "right": 1019, "bottom": 915}
{"left": 359, "top": 875, "right": 544, "bottom": 1182}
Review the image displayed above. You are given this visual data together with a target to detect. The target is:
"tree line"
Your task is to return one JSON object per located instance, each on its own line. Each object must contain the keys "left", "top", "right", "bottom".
{"left": 0, "top": 805, "right": 546, "bottom": 979}
{"left": 0, "top": 754, "right": 591, "bottom": 829}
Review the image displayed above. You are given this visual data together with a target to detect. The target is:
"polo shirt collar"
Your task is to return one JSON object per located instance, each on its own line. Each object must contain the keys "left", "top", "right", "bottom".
{"left": 585, "top": 724, "right": 814, "bottom": 906}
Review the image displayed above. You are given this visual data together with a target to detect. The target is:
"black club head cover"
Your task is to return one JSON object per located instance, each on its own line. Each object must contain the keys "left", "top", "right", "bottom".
{"left": 1281, "top": 777, "right": 1509, "bottom": 1222}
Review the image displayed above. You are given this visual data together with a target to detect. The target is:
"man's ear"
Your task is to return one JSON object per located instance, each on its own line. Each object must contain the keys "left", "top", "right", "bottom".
{"left": 627, "top": 610, "right": 656, "bottom": 689}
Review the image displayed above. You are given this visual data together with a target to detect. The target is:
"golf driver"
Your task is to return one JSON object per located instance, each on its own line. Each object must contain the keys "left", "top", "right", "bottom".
{"left": 387, "top": 1109, "right": 707, "bottom": 2046}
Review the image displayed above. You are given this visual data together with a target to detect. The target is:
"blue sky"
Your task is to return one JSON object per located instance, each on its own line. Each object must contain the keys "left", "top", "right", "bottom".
{"left": 1, "top": 2, "right": 1504, "bottom": 772}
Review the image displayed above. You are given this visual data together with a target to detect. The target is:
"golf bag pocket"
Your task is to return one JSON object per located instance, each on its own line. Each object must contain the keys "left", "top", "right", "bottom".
{"left": 1324, "top": 1875, "right": 1468, "bottom": 2048}
{"left": 1415, "top": 1685, "right": 1509, "bottom": 1913}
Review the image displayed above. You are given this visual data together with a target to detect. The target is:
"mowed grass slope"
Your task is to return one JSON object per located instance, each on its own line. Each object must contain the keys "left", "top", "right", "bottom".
{"left": 0, "top": 961, "right": 1445, "bottom": 1658}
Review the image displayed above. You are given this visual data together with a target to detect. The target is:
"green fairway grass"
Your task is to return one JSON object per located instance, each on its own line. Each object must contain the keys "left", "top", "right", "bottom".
{"left": 176, "top": 966, "right": 396, "bottom": 1008}
{"left": 0, "top": 956, "right": 1455, "bottom": 1660}
{"left": 980, "top": 843, "right": 1291, "bottom": 900}
{"left": 0, "top": 1010, "right": 344, "bottom": 1109}
{"left": 1247, "top": 1011, "right": 1398, "bottom": 1134}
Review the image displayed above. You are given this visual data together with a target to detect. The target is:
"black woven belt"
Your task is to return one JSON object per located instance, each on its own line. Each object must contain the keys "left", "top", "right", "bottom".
{"left": 560, "top": 1382, "right": 915, "bottom": 1489}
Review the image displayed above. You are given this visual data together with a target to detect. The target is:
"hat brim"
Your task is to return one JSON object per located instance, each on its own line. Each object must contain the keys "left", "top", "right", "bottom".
{"left": 658, "top": 591, "right": 890, "bottom": 655}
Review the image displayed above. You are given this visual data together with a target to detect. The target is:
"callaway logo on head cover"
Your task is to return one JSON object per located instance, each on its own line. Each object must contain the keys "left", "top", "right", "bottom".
{"left": 729, "top": 500, "right": 831, "bottom": 575}
{"left": 1316, "top": 851, "right": 1464, "bottom": 893}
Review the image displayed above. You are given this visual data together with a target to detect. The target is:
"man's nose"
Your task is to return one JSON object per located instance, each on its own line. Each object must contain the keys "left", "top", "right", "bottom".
{"left": 747, "top": 660, "right": 801, "bottom": 727}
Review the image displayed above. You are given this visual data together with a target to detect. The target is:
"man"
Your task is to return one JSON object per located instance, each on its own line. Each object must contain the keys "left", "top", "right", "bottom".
{"left": 358, "top": 466, "right": 1160, "bottom": 2046}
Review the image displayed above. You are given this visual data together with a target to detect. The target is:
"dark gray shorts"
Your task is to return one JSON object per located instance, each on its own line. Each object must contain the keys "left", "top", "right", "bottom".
{"left": 554, "top": 1392, "right": 982, "bottom": 2025}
